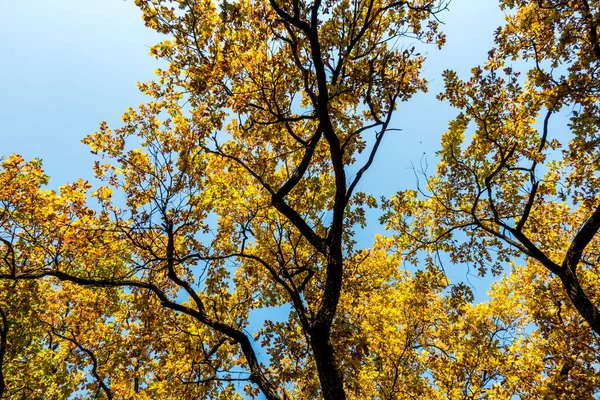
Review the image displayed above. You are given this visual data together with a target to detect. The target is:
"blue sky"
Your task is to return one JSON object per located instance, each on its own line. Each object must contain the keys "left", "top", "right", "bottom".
{"left": 1, "top": 0, "right": 162, "bottom": 185}
{"left": 0, "top": 0, "right": 508, "bottom": 301}
{"left": 1, "top": 0, "right": 510, "bottom": 396}
{"left": 1, "top": 0, "right": 504, "bottom": 190}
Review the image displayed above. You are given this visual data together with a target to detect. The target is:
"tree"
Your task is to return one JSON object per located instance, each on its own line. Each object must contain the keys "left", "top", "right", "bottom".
{"left": 0, "top": 0, "right": 449, "bottom": 398}
{"left": 382, "top": 0, "right": 600, "bottom": 388}
{"left": 4, "top": 0, "right": 600, "bottom": 398}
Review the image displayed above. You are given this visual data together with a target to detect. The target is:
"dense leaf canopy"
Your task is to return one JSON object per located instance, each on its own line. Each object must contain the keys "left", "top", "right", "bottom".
{"left": 1, "top": 0, "right": 600, "bottom": 399}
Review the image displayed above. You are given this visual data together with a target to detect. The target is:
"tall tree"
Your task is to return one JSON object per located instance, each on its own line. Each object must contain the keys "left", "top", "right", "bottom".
{"left": 9, "top": 0, "right": 600, "bottom": 397}
{"left": 0, "top": 0, "right": 447, "bottom": 398}
{"left": 385, "top": 0, "right": 600, "bottom": 352}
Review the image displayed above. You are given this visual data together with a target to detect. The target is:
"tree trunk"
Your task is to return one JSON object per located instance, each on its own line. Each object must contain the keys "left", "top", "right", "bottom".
{"left": 310, "top": 250, "right": 346, "bottom": 400}
{"left": 559, "top": 268, "right": 600, "bottom": 335}
{"left": 310, "top": 328, "right": 345, "bottom": 400}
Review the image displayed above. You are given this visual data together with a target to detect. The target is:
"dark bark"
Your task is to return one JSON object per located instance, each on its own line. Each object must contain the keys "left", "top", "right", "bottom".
{"left": 559, "top": 268, "right": 600, "bottom": 335}
{"left": 50, "top": 329, "right": 113, "bottom": 400}
{"left": 4, "top": 269, "right": 283, "bottom": 400}
{"left": 508, "top": 206, "right": 600, "bottom": 336}
{"left": 309, "top": 326, "right": 344, "bottom": 400}
{"left": 165, "top": 223, "right": 282, "bottom": 400}
{"left": 267, "top": 1, "right": 348, "bottom": 397}
{"left": 309, "top": 250, "right": 346, "bottom": 400}
{"left": 580, "top": 0, "right": 600, "bottom": 60}
{"left": 0, "top": 307, "right": 7, "bottom": 398}
{"left": 556, "top": 204, "right": 600, "bottom": 335}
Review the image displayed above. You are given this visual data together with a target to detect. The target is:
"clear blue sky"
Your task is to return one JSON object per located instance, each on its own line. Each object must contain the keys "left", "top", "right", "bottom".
{"left": 0, "top": 0, "right": 163, "bottom": 186}
{"left": 0, "top": 0, "right": 507, "bottom": 305}
{"left": 1, "top": 0, "right": 504, "bottom": 189}
{"left": 0, "top": 0, "right": 507, "bottom": 298}
{"left": 1, "top": 1, "right": 509, "bottom": 396}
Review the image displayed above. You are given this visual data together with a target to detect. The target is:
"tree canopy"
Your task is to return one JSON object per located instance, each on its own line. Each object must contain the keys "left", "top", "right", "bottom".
{"left": 1, "top": 0, "right": 600, "bottom": 399}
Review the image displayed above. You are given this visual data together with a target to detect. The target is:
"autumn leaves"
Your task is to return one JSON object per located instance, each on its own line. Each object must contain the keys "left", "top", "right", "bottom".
{"left": 1, "top": 0, "right": 600, "bottom": 398}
